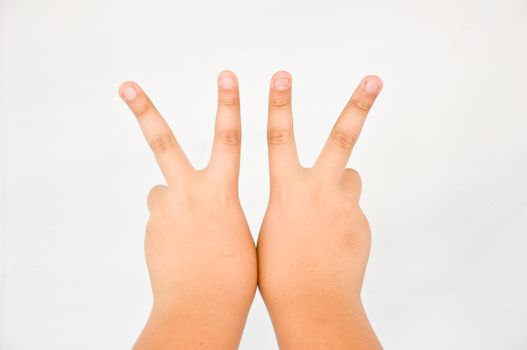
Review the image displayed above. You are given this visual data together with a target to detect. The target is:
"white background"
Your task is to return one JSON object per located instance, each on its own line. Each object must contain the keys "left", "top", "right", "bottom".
{"left": 1, "top": 0, "right": 527, "bottom": 349}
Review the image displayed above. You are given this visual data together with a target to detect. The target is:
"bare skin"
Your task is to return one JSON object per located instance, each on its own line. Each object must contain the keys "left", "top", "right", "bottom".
{"left": 119, "top": 71, "right": 257, "bottom": 350}
{"left": 120, "top": 70, "right": 383, "bottom": 349}
{"left": 257, "top": 71, "right": 384, "bottom": 349}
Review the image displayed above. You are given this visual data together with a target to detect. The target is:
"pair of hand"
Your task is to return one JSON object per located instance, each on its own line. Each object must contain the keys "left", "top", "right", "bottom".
{"left": 118, "top": 70, "right": 383, "bottom": 350}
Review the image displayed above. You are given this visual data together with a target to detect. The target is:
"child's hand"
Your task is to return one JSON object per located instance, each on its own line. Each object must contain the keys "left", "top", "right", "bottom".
{"left": 119, "top": 71, "right": 257, "bottom": 350}
{"left": 257, "top": 71, "right": 383, "bottom": 349}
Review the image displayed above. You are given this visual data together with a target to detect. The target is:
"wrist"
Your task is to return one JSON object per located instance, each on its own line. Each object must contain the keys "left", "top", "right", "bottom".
{"left": 261, "top": 291, "right": 380, "bottom": 350}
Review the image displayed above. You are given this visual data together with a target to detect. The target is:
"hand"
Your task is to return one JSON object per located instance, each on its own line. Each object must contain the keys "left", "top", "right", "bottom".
{"left": 119, "top": 71, "right": 257, "bottom": 350}
{"left": 257, "top": 71, "right": 383, "bottom": 349}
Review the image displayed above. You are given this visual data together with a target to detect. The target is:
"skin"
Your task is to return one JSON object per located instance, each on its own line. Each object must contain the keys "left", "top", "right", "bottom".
{"left": 257, "top": 71, "right": 384, "bottom": 349}
{"left": 119, "top": 70, "right": 383, "bottom": 349}
{"left": 118, "top": 71, "right": 257, "bottom": 350}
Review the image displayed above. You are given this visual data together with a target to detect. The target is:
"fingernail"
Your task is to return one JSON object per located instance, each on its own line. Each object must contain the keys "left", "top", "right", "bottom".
{"left": 120, "top": 85, "right": 138, "bottom": 101}
{"left": 220, "top": 76, "right": 235, "bottom": 89}
{"left": 364, "top": 80, "right": 380, "bottom": 93}
{"left": 274, "top": 77, "right": 290, "bottom": 90}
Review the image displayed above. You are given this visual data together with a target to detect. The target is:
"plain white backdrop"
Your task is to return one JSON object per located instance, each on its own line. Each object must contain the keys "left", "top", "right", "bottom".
{"left": 1, "top": 0, "right": 527, "bottom": 348}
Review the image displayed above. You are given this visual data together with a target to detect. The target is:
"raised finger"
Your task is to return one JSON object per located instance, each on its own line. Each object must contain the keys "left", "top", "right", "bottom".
{"left": 206, "top": 70, "right": 242, "bottom": 184}
{"left": 267, "top": 71, "right": 301, "bottom": 184}
{"left": 314, "top": 75, "right": 382, "bottom": 183}
{"left": 119, "top": 81, "right": 193, "bottom": 186}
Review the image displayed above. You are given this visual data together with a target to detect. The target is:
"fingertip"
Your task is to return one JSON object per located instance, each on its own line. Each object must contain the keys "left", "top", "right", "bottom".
{"left": 218, "top": 69, "right": 237, "bottom": 78}
{"left": 272, "top": 70, "right": 292, "bottom": 78}
{"left": 218, "top": 70, "right": 238, "bottom": 90}
{"left": 271, "top": 70, "right": 292, "bottom": 91}
{"left": 119, "top": 81, "right": 141, "bottom": 102}
{"left": 361, "top": 75, "right": 383, "bottom": 93}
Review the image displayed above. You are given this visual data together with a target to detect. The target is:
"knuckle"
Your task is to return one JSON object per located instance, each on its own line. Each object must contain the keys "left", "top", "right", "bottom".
{"left": 218, "top": 130, "right": 241, "bottom": 146}
{"left": 134, "top": 98, "right": 152, "bottom": 119}
{"left": 349, "top": 98, "right": 372, "bottom": 113}
{"left": 214, "top": 190, "right": 238, "bottom": 207}
{"left": 330, "top": 129, "right": 356, "bottom": 149}
{"left": 309, "top": 185, "right": 328, "bottom": 207}
{"left": 219, "top": 95, "right": 239, "bottom": 107}
{"left": 202, "top": 180, "right": 238, "bottom": 207}
{"left": 147, "top": 185, "right": 166, "bottom": 211}
{"left": 341, "top": 169, "right": 362, "bottom": 201}
{"left": 269, "top": 186, "right": 294, "bottom": 209}
{"left": 150, "top": 133, "right": 175, "bottom": 153}
{"left": 270, "top": 96, "right": 291, "bottom": 108}
{"left": 267, "top": 129, "right": 291, "bottom": 145}
{"left": 344, "top": 168, "right": 362, "bottom": 186}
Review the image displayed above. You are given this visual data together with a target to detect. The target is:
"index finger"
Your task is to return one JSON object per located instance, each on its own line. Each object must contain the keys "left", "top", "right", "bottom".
{"left": 119, "top": 81, "right": 194, "bottom": 186}
{"left": 314, "top": 75, "right": 382, "bottom": 183}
